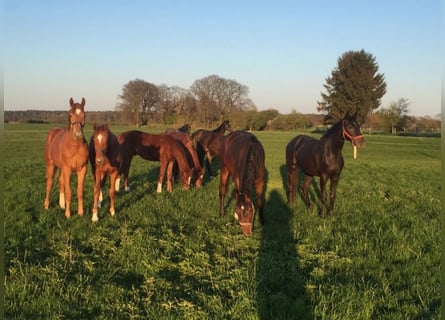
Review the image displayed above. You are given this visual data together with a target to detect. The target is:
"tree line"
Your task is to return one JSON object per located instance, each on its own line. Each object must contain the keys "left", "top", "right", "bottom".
{"left": 4, "top": 50, "right": 441, "bottom": 134}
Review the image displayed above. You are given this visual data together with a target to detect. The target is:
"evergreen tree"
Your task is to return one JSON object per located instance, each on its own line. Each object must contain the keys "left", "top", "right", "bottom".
{"left": 317, "top": 49, "right": 386, "bottom": 123}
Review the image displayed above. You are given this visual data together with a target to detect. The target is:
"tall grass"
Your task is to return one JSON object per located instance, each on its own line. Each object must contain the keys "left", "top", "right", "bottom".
{"left": 4, "top": 123, "right": 441, "bottom": 319}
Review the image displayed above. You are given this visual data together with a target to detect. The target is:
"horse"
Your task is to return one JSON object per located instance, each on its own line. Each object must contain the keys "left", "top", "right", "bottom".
{"left": 285, "top": 115, "right": 366, "bottom": 217}
{"left": 44, "top": 97, "right": 89, "bottom": 218}
{"left": 191, "top": 120, "right": 232, "bottom": 178}
{"left": 218, "top": 131, "right": 266, "bottom": 235}
{"left": 118, "top": 130, "right": 192, "bottom": 192}
{"left": 164, "top": 123, "right": 191, "bottom": 135}
{"left": 89, "top": 124, "right": 122, "bottom": 222}
{"left": 167, "top": 131, "right": 204, "bottom": 187}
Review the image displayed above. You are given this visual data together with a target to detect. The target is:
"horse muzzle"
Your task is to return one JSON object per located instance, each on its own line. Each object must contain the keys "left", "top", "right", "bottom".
{"left": 239, "top": 222, "right": 253, "bottom": 235}
{"left": 354, "top": 137, "right": 366, "bottom": 148}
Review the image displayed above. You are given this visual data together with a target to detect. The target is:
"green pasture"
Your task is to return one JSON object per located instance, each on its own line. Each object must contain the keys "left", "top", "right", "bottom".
{"left": 4, "top": 123, "right": 441, "bottom": 319}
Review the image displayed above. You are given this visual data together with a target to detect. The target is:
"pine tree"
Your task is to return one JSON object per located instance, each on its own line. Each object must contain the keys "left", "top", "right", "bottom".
{"left": 317, "top": 49, "right": 386, "bottom": 123}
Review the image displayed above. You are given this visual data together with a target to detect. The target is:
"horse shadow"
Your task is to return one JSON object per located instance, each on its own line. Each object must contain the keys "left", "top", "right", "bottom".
{"left": 256, "top": 189, "right": 313, "bottom": 319}
{"left": 279, "top": 165, "right": 320, "bottom": 212}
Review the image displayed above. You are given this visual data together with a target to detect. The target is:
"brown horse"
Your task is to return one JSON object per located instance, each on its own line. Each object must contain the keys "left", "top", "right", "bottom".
{"left": 167, "top": 131, "right": 204, "bottom": 187}
{"left": 285, "top": 115, "right": 366, "bottom": 217}
{"left": 118, "top": 130, "right": 192, "bottom": 192}
{"left": 44, "top": 98, "right": 89, "bottom": 218}
{"left": 89, "top": 124, "right": 121, "bottom": 222}
{"left": 192, "top": 120, "right": 232, "bottom": 178}
{"left": 219, "top": 131, "right": 266, "bottom": 235}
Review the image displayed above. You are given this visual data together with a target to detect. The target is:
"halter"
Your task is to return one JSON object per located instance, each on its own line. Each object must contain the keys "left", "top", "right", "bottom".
{"left": 342, "top": 120, "right": 363, "bottom": 146}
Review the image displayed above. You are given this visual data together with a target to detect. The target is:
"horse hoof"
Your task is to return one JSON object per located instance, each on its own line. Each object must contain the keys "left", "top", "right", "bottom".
{"left": 92, "top": 213, "right": 99, "bottom": 222}
{"left": 110, "top": 210, "right": 115, "bottom": 217}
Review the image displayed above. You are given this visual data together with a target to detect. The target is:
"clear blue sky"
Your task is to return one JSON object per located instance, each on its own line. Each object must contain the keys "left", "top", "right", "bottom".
{"left": 4, "top": 0, "right": 441, "bottom": 116}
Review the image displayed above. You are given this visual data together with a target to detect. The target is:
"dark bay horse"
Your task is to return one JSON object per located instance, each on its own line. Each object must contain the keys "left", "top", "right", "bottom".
{"left": 44, "top": 98, "right": 89, "bottom": 218}
{"left": 219, "top": 131, "right": 266, "bottom": 235}
{"left": 164, "top": 123, "right": 191, "bottom": 135}
{"left": 167, "top": 131, "right": 204, "bottom": 187}
{"left": 118, "top": 130, "right": 192, "bottom": 192}
{"left": 89, "top": 124, "right": 121, "bottom": 222}
{"left": 191, "top": 120, "right": 232, "bottom": 178}
{"left": 285, "top": 115, "right": 365, "bottom": 217}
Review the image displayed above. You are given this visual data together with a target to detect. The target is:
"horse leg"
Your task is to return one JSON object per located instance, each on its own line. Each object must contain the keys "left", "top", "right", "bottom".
{"left": 328, "top": 175, "right": 340, "bottom": 216}
{"left": 157, "top": 160, "right": 167, "bottom": 193}
{"left": 76, "top": 164, "right": 87, "bottom": 216}
{"left": 92, "top": 170, "right": 102, "bottom": 222}
{"left": 44, "top": 163, "right": 56, "bottom": 209}
{"left": 166, "top": 160, "right": 174, "bottom": 192}
{"left": 109, "top": 171, "right": 118, "bottom": 217}
{"left": 255, "top": 178, "right": 265, "bottom": 225}
{"left": 61, "top": 169, "right": 72, "bottom": 218}
{"left": 319, "top": 175, "right": 328, "bottom": 217}
{"left": 218, "top": 167, "right": 230, "bottom": 216}
{"left": 58, "top": 169, "right": 66, "bottom": 209}
{"left": 301, "top": 175, "right": 313, "bottom": 208}
{"left": 286, "top": 165, "right": 298, "bottom": 204}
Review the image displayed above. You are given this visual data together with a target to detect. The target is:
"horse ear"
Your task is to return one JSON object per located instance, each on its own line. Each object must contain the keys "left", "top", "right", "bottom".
{"left": 81, "top": 97, "right": 86, "bottom": 108}
{"left": 93, "top": 123, "right": 97, "bottom": 130}
{"left": 105, "top": 123, "right": 108, "bottom": 130}
{"left": 69, "top": 97, "right": 74, "bottom": 107}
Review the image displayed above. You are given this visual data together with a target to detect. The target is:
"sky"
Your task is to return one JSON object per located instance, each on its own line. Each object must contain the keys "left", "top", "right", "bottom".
{"left": 4, "top": 0, "right": 441, "bottom": 117}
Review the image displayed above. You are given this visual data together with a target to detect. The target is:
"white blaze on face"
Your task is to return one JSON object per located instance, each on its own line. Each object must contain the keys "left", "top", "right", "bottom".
{"left": 76, "top": 108, "right": 81, "bottom": 115}
{"left": 97, "top": 134, "right": 103, "bottom": 144}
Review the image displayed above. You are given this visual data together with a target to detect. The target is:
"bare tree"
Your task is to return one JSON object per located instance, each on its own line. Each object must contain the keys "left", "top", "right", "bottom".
{"left": 190, "top": 75, "right": 253, "bottom": 127}
{"left": 116, "top": 79, "right": 160, "bottom": 126}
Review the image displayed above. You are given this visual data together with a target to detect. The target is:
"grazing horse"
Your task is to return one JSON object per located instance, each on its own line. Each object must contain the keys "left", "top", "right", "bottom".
{"left": 219, "top": 131, "right": 266, "bottom": 235}
{"left": 44, "top": 98, "right": 89, "bottom": 218}
{"left": 167, "top": 131, "right": 204, "bottom": 187}
{"left": 89, "top": 124, "right": 121, "bottom": 222}
{"left": 164, "top": 123, "right": 191, "bottom": 135}
{"left": 192, "top": 120, "right": 232, "bottom": 178}
{"left": 118, "top": 130, "right": 192, "bottom": 192}
{"left": 285, "top": 115, "right": 366, "bottom": 217}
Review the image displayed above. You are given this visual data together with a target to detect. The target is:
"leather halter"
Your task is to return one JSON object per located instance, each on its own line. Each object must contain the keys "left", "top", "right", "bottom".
{"left": 342, "top": 120, "right": 363, "bottom": 146}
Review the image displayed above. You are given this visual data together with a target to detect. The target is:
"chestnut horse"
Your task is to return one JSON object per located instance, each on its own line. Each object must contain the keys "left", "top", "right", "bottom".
{"left": 192, "top": 120, "right": 232, "bottom": 178}
{"left": 167, "top": 131, "right": 204, "bottom": 187}
{"left": 89, "top": 124, "right": 122, "bottom": 222}
{"left": 44, "top": 98, "right": 89, "bottom": 218}
{"left": 219, "top": 131, "right": 266, "bottom": 235}
{"left": 118, "top": 130, "right": 192, "bottom": 192}
{"left": 285, "top": 115, "right": 366, "bottom": 217}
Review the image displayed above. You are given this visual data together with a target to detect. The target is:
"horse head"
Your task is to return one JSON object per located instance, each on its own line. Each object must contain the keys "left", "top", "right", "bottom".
{"left": 92, "top": 123, "right": 109, "bottom": 165}
{"left": 68, "top": 97, "right": 86, "bottom": 141}
{"left": 342, "top": 116, "right": 366, "bottom": 148}
{"left": 223, "top": 120, "right": 233, "bottom": 133}
{"left": 234, "top": 192, "right": 255, "bottom": 235}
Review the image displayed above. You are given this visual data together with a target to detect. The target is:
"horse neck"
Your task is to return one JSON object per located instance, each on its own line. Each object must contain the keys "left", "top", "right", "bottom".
{"left": 213, "top": 123, "right": 226, "bottom": 135}
{"left": 320, "top": 123, "right": 345, "bottom": 154}
{"left": 172, "top": 142, "right": 189, "bottom": 171}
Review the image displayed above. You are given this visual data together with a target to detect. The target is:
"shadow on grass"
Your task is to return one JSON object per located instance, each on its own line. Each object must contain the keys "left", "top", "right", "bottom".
{"left": 256, "top": 189, "right": 313, "bottom": 319}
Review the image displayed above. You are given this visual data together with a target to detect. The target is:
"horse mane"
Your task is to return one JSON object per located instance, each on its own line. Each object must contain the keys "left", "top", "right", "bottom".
{"left": 240, "top": 136, "right": 261, "bottom": 194}
{"left": 320, "top": 119, "right": 343, "bottom": 141}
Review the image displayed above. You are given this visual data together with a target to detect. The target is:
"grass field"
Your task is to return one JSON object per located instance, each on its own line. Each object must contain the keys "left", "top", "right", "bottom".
{"left": 4, "top": 123, "right": 441, "bottom": 319}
